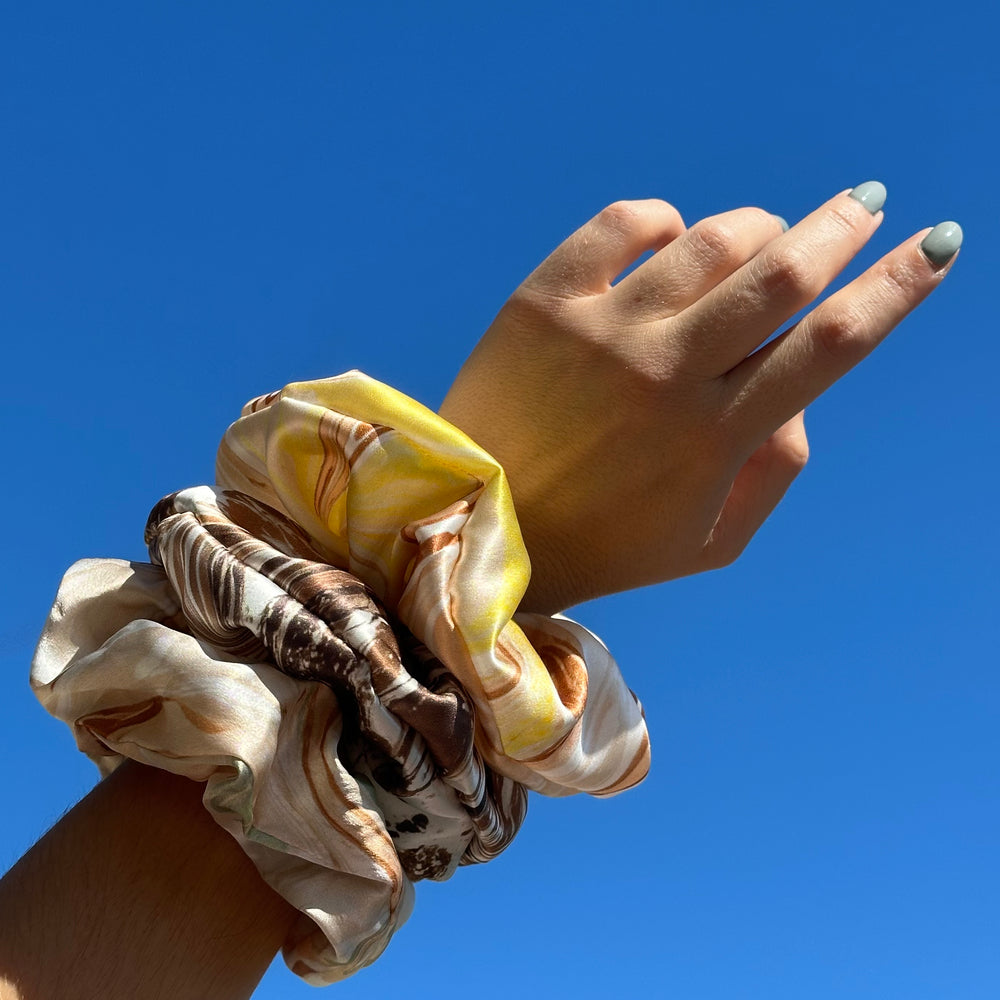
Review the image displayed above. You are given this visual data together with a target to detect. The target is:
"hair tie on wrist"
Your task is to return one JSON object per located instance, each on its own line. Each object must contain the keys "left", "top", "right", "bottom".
{"left": 32, "top": 371, "right": 649, "bottom": 984}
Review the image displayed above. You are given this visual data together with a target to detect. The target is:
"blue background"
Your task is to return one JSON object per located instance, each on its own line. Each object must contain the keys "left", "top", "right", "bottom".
{"left": 1, "top": 2, "right": 996, "bottom": 997}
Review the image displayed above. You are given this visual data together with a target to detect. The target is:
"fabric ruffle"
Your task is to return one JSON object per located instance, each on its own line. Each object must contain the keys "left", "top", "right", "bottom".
{"left": 31, "top": 371, "right": 650, "bottom": 984}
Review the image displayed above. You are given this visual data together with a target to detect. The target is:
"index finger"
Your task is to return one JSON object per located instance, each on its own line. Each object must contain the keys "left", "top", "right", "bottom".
{"left": 660, "top": 183, "right": 887, "bottom": 374}
{"left": 724, "top": 221, "right": 963, "bottom": 442}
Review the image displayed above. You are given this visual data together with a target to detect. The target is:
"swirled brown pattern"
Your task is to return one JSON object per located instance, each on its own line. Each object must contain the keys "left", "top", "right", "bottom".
{"left": 146, "top": 486, "right": 527, "bottom": 878}
{"left": 31, "top": 371, "right": 651, "bottom": 985}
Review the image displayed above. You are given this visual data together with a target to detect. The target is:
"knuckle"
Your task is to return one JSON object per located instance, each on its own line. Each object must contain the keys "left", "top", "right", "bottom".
{"left": 812, "top": 304, "right": 870, "bottom": 362}
{"left": 688, "top": 219, "right": 744, "bottom": 271}
{"left": 744, "top": 205, "right": 780, "bottom": 229}
{"left": 505, "top": 282, "right": 578, "bottom": 326}
{"left": 783, "top": 435, "right": 810, "bottom": 471}
{"left": 645, "top": 197, "right": 684, "bottom": 231}
{"left": 597, "top": 197, "right": 683, "bottom": 233}
{"left": 827, "top": 200, "right": 871, "bottom": 240}
{"left": 756, "top": 243, "right": 818, "bottom": 299}
{"left": 597, "top": 199, "right": 642, "bottom": 232}
{"left": 878, "top": 256, "right": 922, "bottom": 299}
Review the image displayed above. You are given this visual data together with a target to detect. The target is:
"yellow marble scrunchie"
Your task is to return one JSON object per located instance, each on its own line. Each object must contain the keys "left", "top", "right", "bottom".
{"left": 31, "top": 371, "right": 650, "bottom": 984}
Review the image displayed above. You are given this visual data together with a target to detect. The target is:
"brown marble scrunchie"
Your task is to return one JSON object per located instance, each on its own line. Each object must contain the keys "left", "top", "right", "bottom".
{"left": 146, "top": 486, "right": 527, "bottom": 880}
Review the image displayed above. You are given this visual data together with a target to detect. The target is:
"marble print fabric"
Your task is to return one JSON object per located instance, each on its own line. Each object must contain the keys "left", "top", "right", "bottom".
{"left": 144, "top": 485, "right": 527, "bottom": 879}
{"left": 31, "top": 371, "right": 650, "bottom": 984}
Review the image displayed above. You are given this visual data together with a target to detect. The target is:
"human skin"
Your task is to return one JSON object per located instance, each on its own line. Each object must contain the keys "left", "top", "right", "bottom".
{"left": 0, "top": 761, "right": 298, "bottom": 1000}
{"left": 440, "top": 187, "right": 959, "bottom": 613}
{"left": 0, "top": 188, "right": 959, "bottom": 999}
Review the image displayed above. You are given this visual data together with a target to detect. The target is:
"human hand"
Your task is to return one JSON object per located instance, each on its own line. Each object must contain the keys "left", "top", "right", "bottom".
{"left": 439, "top": 185, "right": 961, "bottom": 614}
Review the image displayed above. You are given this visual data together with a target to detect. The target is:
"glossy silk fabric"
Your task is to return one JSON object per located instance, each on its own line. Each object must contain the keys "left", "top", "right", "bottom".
{"left": 31, "top": 371, "right": 650, "bottom": 984}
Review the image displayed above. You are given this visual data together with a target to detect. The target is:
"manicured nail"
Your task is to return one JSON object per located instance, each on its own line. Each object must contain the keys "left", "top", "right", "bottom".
{"left": 773, "top": 215, "right": 790, "bottom": 233}
{"left": 920, "top": 221, "right": 963, "bottom": 267}
{"left": 849, "top": 181, "right": 887, "bottom": 214}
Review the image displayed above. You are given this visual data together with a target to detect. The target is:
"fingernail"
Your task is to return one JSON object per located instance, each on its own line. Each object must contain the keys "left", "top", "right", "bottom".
{"left": 773, "top": 215, "right": 790, "bottom": 233}
{"left": 848, "top": 180, "right": 887, "bottom": 214}
{"left": 920, "top": 221, "right": 963, "bottom": 267}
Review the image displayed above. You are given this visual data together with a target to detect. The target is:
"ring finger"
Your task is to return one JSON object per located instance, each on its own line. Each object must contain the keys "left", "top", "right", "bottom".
{"left": 610, "top": 207, "right": 784, "bottom": 321}
{"left": 661, "top": 183, "right": 886, "bottom": 375}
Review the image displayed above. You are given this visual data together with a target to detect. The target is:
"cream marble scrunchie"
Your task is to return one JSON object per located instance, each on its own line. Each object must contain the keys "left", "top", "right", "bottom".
{"left": 31, "top": 371, "right": 650, "bottom": 985}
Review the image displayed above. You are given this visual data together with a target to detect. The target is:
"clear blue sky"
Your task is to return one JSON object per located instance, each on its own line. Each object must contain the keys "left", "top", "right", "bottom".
{"left": 2, "top": 2, "right": 996, "bottom": 997}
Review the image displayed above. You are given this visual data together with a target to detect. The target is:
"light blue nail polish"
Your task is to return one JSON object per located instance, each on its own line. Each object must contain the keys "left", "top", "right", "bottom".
{"left": 920, "top": 221, "right": 963, "bottom": 267}
{"left": 849, "top": 181, "right": 887, "bottom": 214}
{"left": 773, "top": 215, "right": 790, "bottom": 233}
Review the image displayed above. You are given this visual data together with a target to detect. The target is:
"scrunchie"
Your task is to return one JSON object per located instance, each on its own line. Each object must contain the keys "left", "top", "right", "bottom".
{"left": 31, "top": 371, "right": 650, "bottom": 984}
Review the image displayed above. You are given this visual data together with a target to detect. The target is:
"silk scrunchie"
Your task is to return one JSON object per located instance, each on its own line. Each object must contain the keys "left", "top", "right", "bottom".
{"left": 31, "top": 371, "right": 650, "bottom": 984}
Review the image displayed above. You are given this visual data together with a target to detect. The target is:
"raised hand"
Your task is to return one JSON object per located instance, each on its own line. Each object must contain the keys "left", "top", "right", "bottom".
{"left": 440, "top": 185, "right": 961, "bottom": 613}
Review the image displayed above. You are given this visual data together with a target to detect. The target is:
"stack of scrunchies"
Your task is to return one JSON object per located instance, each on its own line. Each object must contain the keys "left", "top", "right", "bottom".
{"left": 31, "top": 371, "right": 650, "bottom": 984}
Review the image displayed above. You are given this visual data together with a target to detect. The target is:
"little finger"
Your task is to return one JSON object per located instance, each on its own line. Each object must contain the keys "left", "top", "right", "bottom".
{"left": 523, "top": 199, "right": 686, "bottom": 300}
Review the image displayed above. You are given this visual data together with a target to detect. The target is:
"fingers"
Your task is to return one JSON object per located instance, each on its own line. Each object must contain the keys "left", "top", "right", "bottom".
{"left": 701, "top": 412, "right": 809, "bottom": 568}
{"left": 663, "top": 186, "right": 885, "bottom": 374}
{"left": 524, "top": 199, "right": 685, "bottom": 299}
{"left": 610, "top": 207, "right": 785, "bottom": 321}
{"left": 726, "top": 224, "right": 961, "bottom": 438}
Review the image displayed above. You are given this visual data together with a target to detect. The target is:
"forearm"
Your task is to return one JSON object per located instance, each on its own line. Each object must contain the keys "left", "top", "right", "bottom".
{"left": 0, "top": 760, "right": 296, "bottom": 1000}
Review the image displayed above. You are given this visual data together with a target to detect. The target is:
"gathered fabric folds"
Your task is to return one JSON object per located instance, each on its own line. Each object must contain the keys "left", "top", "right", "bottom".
{"left": 31, "top": 371, "right": 650, "bottom": 985}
